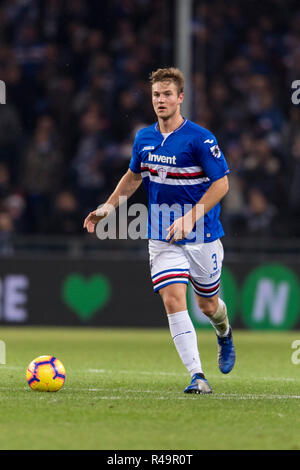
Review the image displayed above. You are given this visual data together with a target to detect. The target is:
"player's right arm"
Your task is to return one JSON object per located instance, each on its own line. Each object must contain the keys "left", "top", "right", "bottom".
{"left": 83, "top": 169, "right": 142, "bottom": 233}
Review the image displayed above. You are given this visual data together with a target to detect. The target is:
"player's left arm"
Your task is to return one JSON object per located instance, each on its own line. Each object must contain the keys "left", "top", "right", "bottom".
{"left": 166, "top": 133, "right": 229, "bottom": 243}
{"left": 190, "top": 174, "right": 229, "bottom": 220}
{"left": 166, "top": 175, "right": 229, "bottom": 242}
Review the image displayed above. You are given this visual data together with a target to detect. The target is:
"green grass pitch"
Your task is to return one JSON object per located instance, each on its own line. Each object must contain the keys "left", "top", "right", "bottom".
{"left": 0, "top": 327, "right": 300, "bottom": 450}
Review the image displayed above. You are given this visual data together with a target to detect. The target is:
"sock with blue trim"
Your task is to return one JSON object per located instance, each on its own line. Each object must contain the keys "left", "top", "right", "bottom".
{"left": 167, "top": 310, "right": 203, "bottom": 376}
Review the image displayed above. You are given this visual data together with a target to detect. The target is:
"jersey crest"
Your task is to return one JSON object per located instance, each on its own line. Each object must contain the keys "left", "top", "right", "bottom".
{"left": 157, "top": 167, "right": 167, "bottom": 181}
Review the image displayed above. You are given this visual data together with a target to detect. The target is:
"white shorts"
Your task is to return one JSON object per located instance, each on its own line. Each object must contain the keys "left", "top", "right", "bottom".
{"left": 148, "top": 239, "right": 224, "bottom": 297}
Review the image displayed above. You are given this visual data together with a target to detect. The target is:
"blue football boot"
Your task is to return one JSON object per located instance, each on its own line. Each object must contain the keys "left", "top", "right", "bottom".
{"left": 217, "top": 327, "right": 236, "bottom": 374}
{"left": 184, "top": 373, "right": 212, "bottom": 394}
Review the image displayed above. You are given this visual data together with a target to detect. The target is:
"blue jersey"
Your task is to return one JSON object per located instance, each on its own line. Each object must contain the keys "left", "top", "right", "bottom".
{"left": 129, "top": 118, "right": 230, "bottom": 244}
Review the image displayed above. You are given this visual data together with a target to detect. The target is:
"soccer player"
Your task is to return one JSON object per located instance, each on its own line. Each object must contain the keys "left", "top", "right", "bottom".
{"left": 83, "top": 67, "right": 235, "bottom": 394}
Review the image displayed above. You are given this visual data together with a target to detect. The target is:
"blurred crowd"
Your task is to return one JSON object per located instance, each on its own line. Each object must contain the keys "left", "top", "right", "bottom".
{"left": 192, "top": 0, "right": 300, "bottom": 237}
{"left": 0, "top": 0, "right": 299, "bottom": 243}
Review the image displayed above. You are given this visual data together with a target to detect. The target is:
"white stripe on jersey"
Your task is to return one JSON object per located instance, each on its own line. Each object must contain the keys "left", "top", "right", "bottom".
{"left": 142, "top": 163, "right": 204, "bottom": 174}
{"left": 141, "top": 163, "right": 209, "bottom": 186}
{"left": 141, "top": 172, "right": 209, "bottom": 186}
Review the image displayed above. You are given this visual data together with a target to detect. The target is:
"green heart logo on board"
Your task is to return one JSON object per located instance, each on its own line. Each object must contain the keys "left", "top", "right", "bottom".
{"left": 62, "top": 274, "right": 111, "bottom": 321}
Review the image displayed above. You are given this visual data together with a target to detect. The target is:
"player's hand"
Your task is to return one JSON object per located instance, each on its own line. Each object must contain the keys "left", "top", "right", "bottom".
{"left": 166, "top": 214, "right": 195, "bottom": 244}
{"left": 83, "top": 206, "right": 110, "bottom": 233}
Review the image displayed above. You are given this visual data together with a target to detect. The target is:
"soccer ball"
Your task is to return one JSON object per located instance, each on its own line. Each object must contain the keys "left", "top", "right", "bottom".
{"left": 26, "top": 355, "right": 66, "bottom": 392}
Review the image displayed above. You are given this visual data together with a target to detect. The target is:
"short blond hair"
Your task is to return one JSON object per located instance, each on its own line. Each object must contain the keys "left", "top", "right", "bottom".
{"left": 149, "top": 67, "right": 184, "bottom": 95}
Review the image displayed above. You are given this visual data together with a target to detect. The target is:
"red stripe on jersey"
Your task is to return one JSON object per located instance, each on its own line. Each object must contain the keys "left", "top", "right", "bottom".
{"left": 141, "top": 167, "right": 205, "bottom": 178}
{"left": 168, "top": 171, "right": 204, "bottom": 178}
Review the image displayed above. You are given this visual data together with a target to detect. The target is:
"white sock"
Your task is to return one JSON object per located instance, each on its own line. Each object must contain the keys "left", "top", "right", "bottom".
{"left": 167, "top": 310, "right": 203, "bottom": 376}
{"left": 210, "top": 298, "right": 230, "bottom": 337}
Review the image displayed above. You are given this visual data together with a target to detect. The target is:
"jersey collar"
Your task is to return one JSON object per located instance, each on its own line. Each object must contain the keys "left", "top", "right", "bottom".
{"left": 155, "top": 118, "right": 187, "bottom": 134}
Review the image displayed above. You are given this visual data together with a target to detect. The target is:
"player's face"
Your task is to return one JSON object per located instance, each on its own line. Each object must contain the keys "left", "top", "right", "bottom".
{"left": 152, "top": 81, "right": 184, "bottom": 120}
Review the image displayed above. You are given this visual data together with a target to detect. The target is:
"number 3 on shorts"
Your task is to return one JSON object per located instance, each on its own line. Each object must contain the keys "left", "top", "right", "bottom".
{"left": 212, "top": 253, "right": 218, "bottom": 271}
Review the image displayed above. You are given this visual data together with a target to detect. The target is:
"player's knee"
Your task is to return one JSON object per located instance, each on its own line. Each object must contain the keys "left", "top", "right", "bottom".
{"left": 163, "top": 294, "right": 182, "bottom": 313}
{"left": 160, "top": 291, "right": 185, "bottom": 314}
{"left": 197, "top": 297, "right": 218, "bottom": 317}
{"left": 159, "top": 283, "right": 187, "bottom": 314}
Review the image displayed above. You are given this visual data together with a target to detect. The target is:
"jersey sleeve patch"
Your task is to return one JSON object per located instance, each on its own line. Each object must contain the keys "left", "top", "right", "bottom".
{"left": 193, "top": 133, "right": 229, "bottom": 182}
{"left": 209, "top": 144, "right": 221, "bottom": 159}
